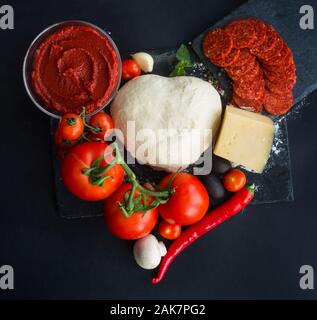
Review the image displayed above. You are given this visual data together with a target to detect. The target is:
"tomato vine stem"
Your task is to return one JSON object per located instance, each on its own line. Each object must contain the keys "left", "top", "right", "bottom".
{"left": 105, "top": 143, "right": 174, "bottom": 216}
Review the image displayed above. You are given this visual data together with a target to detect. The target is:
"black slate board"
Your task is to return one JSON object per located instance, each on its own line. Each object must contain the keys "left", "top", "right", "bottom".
{"left": 51, "top": 47, "right": 293, "bottom": 219}
{"left": 51, "top": 0, "right": 317, "bottom": 218}
{"left": 192, "top": 0, "right": 314, "bottom": 120}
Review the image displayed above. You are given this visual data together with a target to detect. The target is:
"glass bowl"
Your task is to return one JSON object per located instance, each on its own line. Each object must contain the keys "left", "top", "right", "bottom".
{"left": 23, "top": 20, "right": 122, "bottom": 119}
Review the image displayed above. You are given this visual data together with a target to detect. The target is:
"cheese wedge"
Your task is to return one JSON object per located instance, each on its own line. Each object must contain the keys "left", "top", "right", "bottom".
{"left": 214, "top": 105, "right": 274, "bottom": 173}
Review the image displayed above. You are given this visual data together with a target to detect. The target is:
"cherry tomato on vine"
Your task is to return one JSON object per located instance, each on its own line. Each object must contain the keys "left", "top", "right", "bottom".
{"left": 158, "top": 220, "right": 181, "bottom": 240}
{"left": 159, "top": 173, "right": 209, "bottom": 226}
{"left": 58, "top": 113, "right": 84, "bottom": 141}
{"left": 223, "top": 169, "right": 246, "bottom": 192}
{"left": 121, "top": 59, "right": 141, "bottom": 81}
{"left": 89, "top": 112, "right": 114, "bottom": 140}
{"left": 54, "top": 129, "right": 78, "bottom": 163}
{"left": 54, "top": 128, "right": 77, "bottom": 147}
{"left": 61, "top": 142, "right": 124, "bottom": 201}
{"left": 104, "top": 183, "right": 158, "bottom": 240}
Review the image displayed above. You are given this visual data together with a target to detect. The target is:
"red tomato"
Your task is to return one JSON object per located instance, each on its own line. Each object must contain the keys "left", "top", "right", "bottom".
{"left": 58, "top": 113, "right": 84, "bottom": 141}
{"left": 89, "top": 112, "right": 114, "bottom": 140}
{"left": 54, "top": 128, "right": 78, "bottom": 162}
{"left": 158, "top": 220, "right": 181, "bottom": 240}
{"left": 104, "top": 183, "right": 158, "bottom": 240}
{"left": 223, "top": 169, "right": 247, "bottom": 192}
{"left": 159, "top": 173, "right": 209, "bottom": 226}
{"left": 61, "top": 142, "right": 124, "bottom": 201}
{"left": 55, "top": 128, "right": 78, "bottom": 147}
{"left": 121, "top": 59, "right": 141, "bottom": 81}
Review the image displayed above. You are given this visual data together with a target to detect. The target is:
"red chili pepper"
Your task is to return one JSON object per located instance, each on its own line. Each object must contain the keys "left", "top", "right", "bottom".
{"left": 152, "top": 184, "right": 255, "bottom": 284}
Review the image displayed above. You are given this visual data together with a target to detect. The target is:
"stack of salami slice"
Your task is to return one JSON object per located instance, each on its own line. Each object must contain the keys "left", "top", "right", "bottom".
{"left": 203, "top": 18, "right": 296, "bottom": 115}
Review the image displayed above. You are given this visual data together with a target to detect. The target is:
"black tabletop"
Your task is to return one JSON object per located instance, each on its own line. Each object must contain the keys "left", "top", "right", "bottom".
{"left": 1, "top": 0, "right": 317, "bottom": 300}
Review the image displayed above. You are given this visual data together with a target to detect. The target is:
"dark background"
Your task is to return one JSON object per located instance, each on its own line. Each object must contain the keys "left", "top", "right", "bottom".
{"left": 0, "top": 0, "right": 316, "bottom": 300}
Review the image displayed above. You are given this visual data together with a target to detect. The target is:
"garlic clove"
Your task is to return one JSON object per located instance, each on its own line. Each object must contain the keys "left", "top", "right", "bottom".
{"left": 132, "top": 52, "right": 154, "bottom": 73}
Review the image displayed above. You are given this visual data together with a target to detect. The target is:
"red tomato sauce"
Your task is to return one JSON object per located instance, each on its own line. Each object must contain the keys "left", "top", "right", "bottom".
{"left": 32, "top": 25, "right": 120, "bottom": 115}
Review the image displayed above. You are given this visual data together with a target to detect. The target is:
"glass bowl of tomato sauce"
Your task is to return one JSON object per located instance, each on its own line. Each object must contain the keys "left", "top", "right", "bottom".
{"left": 23, "top": 20, "right": 122, "bottom": 119}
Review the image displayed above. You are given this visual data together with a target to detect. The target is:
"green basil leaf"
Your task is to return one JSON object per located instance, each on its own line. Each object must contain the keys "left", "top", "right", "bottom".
{"left": 176, "top": 44, "right": 191, "bottom": 63}
{"left": 169, "top": 45, "right": 193, "bottom": 77}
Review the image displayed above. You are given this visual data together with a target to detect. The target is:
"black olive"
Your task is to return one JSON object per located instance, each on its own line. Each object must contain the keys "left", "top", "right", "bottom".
{"left": 201, "top": 173, "right": 225, "bottom": 200}
{"left": 212, "top": 155, "right": 232, "bottom": 175}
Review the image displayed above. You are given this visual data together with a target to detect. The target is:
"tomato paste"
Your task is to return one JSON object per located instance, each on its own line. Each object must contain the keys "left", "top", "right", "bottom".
{"left": 32, "top": 25, "right": 120, "bottom": 114}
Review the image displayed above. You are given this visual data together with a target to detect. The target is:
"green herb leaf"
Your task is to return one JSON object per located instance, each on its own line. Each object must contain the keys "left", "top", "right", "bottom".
{"left": 170, "top": 60, "right": 192, "bottom": 77}
{"left": 176, "top": 44, "right": 191, "bottom": 63}
{"left": 169, "top": 44, "right": 193, "bottom": 77}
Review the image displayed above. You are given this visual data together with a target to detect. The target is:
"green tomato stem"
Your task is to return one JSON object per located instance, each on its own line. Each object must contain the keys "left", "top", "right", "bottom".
{"left": 82, "top": 142, "right": 174, "bottom": 216}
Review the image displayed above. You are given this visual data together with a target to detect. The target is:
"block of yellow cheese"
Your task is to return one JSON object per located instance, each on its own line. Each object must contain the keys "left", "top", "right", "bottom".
{"left": 214, "top": 105, "right": 274, "bottom": 173}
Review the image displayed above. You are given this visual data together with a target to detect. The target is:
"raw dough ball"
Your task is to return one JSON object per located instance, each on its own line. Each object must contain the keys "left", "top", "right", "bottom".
{"left": 111, "top": 75, "right": 222, "bottom": 172}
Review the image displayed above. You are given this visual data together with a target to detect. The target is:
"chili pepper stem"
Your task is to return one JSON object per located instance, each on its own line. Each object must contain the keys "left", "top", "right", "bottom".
{"left": 247, "top": 183, "right": 255, "bottom": 194}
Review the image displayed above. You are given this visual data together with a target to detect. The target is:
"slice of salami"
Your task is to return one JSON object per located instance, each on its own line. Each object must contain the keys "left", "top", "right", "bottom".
{"left": 212, "top": 47, "right": 240, "bottom": 67}
{"left": 245, "top": 62, "right": 263, "bottom": 80}
{"left": 203, "top": 28, "right": 233, "bottom": 62}
{"left": 263, "top": 65, "right": 296, "bottom": 83}
{"left": 265, "top": 78, "right": 296, "bottom": 94}
{"left": 225, "top": 56, "right": 256, "bottom": 80}
{"left": 261, "top": 42, "right": 293, "bottom": 66}
{"left": 251, "top": 24, "right": 279, "bottom": 56}
{"left": 257, "top": 35, "right": 284, "bottom": 62}
{"left": 234, "top": 61, "right": 262, "bottom": 85}
{"left": 225, "top": 19, "right": 256, "bottom": 49}
{"left": 233, "top": 77, "right": 265, "bottom": 101}
{"left": 234, "top": 85, "right": 265, "bottom": 108}
{"left": 263, "top": 59, "right": 296, "bottom": 75}
{"left": 264, "top": 90, "right": 294, "bottom": 115}
{"left": 230, "top": 48, "right": 254, "bottom": 67}
{"left": 233, "top": 92, "right": 264, "bottom": 112}
{"left": 248, "top": 18, "right": 267, "bottom": 48}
